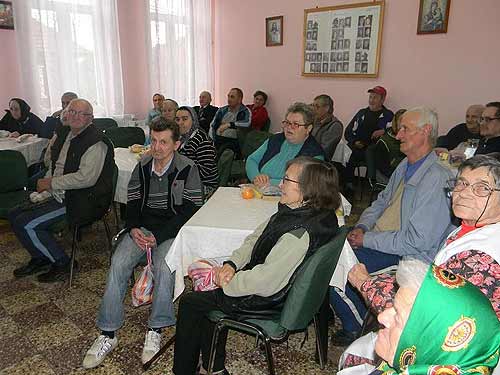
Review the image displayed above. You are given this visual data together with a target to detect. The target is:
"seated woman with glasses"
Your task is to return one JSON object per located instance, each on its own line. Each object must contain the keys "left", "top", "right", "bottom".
{"left": 341, "top": 154, "right": 500, "bottom": 371}
{"left": 245, "top": 102, "right": 325, "bottom": 189}
{"left": 173, "top": 157, "right": 341, "bottom": 374}
{"left": 0, "top": 98, "right": 44, "bottom": 138}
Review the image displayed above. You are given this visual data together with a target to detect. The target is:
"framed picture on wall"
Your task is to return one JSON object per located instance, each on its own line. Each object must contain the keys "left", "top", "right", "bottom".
{"left": 0, "top": 1, "right": 14, "bottom": 30}
{"left": 266, "top": 16, "right": 283, "bottom": 47}
{"left": 417, "top": 0, "right": 451, "bottom": 34}
{"left": 302, "top": 1, "right": 385, "bottom": 78}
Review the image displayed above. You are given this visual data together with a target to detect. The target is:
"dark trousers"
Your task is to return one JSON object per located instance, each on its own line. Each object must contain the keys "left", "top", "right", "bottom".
{"left": 344, "top": 147, "right": 367, "bottom": 184}
{"left": 7, "top": 198, "right": 68, "bottom": 265}
{"left": 173, "top": 290, "right": 229, "bottom": 374}
{"left": 329, "top": 246, "right": 400, "bottom": 332}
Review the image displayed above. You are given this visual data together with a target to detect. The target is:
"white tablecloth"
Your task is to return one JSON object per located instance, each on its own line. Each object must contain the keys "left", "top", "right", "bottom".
{"left": 166, "top": 187, "right": 354, "bottom": 300}
{"left": 114, "top": 147, "right": 139, "bottom": 203}
{"left": 0, "top": 136, "right": 48, "bottom": 166}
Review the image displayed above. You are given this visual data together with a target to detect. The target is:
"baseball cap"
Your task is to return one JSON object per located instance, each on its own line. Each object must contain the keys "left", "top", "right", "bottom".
{"left": 367, "top": 86, "right": 387, "bottom": 97}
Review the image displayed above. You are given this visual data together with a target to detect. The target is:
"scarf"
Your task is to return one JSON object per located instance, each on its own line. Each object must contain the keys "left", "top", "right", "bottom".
{"left": 375, "top": 264, "right": 500, "bottom": 375}
{"left": 8, "top": 98, "right": 31, "bottom": 123}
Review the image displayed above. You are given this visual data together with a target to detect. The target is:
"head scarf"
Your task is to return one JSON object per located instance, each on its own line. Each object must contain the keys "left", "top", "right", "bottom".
{"left": 376, "top": 264, "right": 500, "bottom": 375}
{"left": 177, "top": 106, "right": 200, "bottom": 147}
{"left": 9, "top": 98, "right": 31, "bottom": 123}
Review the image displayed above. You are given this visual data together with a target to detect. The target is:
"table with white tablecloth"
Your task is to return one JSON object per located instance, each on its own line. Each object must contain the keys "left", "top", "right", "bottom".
{"left": 0, "top": 136, "right": 48, "bottom": 166}
{"left": 114, "top": 147, "right": 140, "bottom": 203}
{"left": 166, "top": 186, "right": 355, "bottom": 300}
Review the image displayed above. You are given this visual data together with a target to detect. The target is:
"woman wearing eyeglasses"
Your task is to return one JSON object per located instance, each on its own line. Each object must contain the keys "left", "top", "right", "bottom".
{"left": 245, "top": 102, "right": 325, "bottom": 189}
{"left": 173, "top": 157, "right": 340, "bottom": 374}
{"left": 341, "top": 154, "right": 500, "bottom": 371}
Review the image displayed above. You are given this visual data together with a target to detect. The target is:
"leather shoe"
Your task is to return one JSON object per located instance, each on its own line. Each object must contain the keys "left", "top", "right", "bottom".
{"left": 37, "top": 261, "right": 77, "bottom": 283}
{"left": 13, "top": 258, "right": 52, "bottom": 278}
{"left": 331, "top": 329, "right": 358, "bottom": 346}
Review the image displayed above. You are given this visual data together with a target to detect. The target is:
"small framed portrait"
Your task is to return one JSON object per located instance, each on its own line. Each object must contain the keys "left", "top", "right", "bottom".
{"left": 357, "top": 27, "right": 364, "bottom": 38}
{"left": 358, "top": 16, "right": 365, "bottom": 26}
{"left": 312, "top": 30, "right": 318, "bottom": 40}
{"left": 345, "top": 17, "right": 352, "bottom": 27}
{"left": 306, "top": 31, "right": 312, "bottom": 40}
{"left": 364, "top": 27, "right": 371, "bottom": 38}
{"left": 337, "top": 40, "right": 344, "bottom": 49}
{"left": 305, "top": 54, "right": 311, "bottom": 62}
{"left": 343, "top": 62, "right": 349, "bottom": 72}
{"left": 361, "top": 63, "right": 368, "bottom": 73}
{"left": 339, "top": 18, "right": 345, "bottom": 28}
{"left": 344, "top": 39, "right": 351, "bottom": 49}
{"left": 331, "top": 40, "right": 337, "bottom": 50}
{"left": 330, "top": 63, "right": 336, "bottom": 73}
{"left": 332, "top": 30, "right": 337, "bottom": 40}
{"left": 417, "top": 0, "right": 451, "bottom": 34}
{"left": 266, "top": 16, "right": 283, "bottom": 46}
{"left": 322, "top": 62, "right": 329, "bottom": 72}
{"left": 362, "top": 51, "right": 368, "bottom": 61}
{"left": 336, "top": 62, "right": 343, "bottom": 72}
{"left": 311, "top": 53, "right": 317, "bottom": 62}
{"left": 355, "top": 62, "right": 361, "bottom": 72}
{"left": 333, "top": 18, "right": 339, "bottom": 27}
{"left": 331, "top": 52, "right": 336, "bottom": 61}
{"left": 355, "top": 51, "right": 361, "bottom": 61}
{"left": 323, "top": 52, "right": 329, "bottom": 61}
{"left": 338, "top": 29, "right": 344, "bottom": 39}
{"left": 363, "top": 39, "right": 370, "bottom": 50}
{"left": 365, "top": 15, "right": 373, "bottom": 27}
{"left": 0, "top": 1, "right": 14, "bottom": 30}
{"left": 311, "top": 43, "right": 317, "bottom": 51}
{"left": 343, "top": 51, "right": 349, "bottom": 61}
{"left": 356, "top": 39, "right": 362, "bottom": 49}
{"left": 308, "top": 20, "right": 313, "bottom": 29}
{"left": 316, "top": 53, "right": 322, "bottom": 61}
{"left": 337, "top": 52, "right": 343, "bottom": 61}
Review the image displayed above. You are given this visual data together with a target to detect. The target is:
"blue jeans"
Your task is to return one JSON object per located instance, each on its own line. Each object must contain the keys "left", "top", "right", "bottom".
{"left": 8, "top": 198, "right": 68, "bottom": 264}
{"left": 96, "top": 233, "right": 176, "bottom": 331}
{"left": 329, "top": 246, "right": 400, "bottom": 333}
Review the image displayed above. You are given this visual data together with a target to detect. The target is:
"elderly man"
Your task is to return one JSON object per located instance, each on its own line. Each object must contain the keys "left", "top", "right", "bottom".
{"left": 330, "top": 107, "right": 454, "bottom": 345}
{"left": 343, "top": 86, "right": 394, "bottom": 188}
{"left": 476, "top": 102, "right": 500, "bottom": 155}
{"left": 8, "top": 98, "right": 114, "bottom": 282}
{"left": 210, "top": 87, "right": 251, "bottom": 154}
{"left": 312, "top": 94, "right": 343, "bottom": 160}
{"left": 146, "top": 93, "right": 165, "bottom": 125}
{"left": 194, "top": 91, "right": 218, "bottom": 133}
{"left": 83, "top": 118, "right": 203, "bottom": 369}
{"left": 41, "top": 91, "right": 78, "bottom": 138}
{"left": 436, "top": 104, "right": 484, "bottom": 151}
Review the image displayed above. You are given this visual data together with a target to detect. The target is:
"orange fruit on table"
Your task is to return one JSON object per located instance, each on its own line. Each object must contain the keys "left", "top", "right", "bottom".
{"left": 241, "top": 187, "right": 255, "bottom": 199}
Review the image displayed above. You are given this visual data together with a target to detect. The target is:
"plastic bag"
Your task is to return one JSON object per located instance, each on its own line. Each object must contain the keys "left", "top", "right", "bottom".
{"left": 131, "top": 245, "right": 154, "bottom": 307}
{"left": 187, "top": 258, "right": 221, "bottom": 292}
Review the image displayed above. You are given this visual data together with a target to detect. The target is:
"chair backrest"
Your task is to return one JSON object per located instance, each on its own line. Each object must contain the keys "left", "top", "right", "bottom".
{"left": 0, "top": 150, "right": 28, "bottom": 193}
{"left": 104, "top": 127, "right": 145, "bottom": 148}
{"left": 241, "top": 130, "right": 272, "bottom": 159}
{"left": 94, "top": 118, "right": 118, "bottom": 132}
{"left": 279, "top": 226, "right": 349, "bottom": 331}
{"left": 261, "top": 118, "right": 271, "bottom": 132}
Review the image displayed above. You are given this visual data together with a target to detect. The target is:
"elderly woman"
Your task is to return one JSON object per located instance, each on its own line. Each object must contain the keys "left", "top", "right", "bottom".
{"left": 246, "top": 102, "right": 325, "bottom": 189}
{"left": 0, "top": 98, "right": 44, "bottom": 137}
{"left": 361, "top": 259, "right": 500, "bottom": 375}
{"left": 341, "top": 154, "right": 500, "bottom": 370}
{"left": 247, "top": 90, "right": 270, "bottom": 131}
{"left": 173, "top": 157, "right": 341, "bottom": 374}
{"left": 175, "top": 106, "right": 219, "bottom": 196}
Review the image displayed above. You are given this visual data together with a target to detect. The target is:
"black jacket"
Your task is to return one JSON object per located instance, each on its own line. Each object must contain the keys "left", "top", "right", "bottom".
{"left": 194, "top": 104, "right": 218, "bottom": 133}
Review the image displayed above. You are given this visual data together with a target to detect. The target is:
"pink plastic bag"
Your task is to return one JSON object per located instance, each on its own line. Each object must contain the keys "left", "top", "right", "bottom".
{"left": 187, "top": 258, "right": 221, "bottom": 292}
{"left": 131, "top": 246, "right": 154, "bottom": 307}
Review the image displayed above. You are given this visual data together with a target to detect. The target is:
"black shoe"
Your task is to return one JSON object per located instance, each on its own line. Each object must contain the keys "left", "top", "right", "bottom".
{"left": 37, "top": 261, "right": 77, "bottom": 283}
{"left": 331, "top": 329, "right": 358, "bottom": 346}
{"left": 13, "top": 258, "right": 52, "bottom": 278}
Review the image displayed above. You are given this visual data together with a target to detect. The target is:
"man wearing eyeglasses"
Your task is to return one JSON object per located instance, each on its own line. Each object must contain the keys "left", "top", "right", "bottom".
{"left": 330, "top": 107, "right": 455, "bottom": 345}
{"left": 8, "top": 98, "right": 114, "bottom": 283}
{"left": 476, "top": 102, "right": 500, "bottom": 155}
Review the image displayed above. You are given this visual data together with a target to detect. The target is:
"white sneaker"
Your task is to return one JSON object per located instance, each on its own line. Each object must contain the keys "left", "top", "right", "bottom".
{"left": 141, "top": 330, "right": 162, "bottom": 364}
{"left": 82, "top": 334, "right": 118, "bottom": 369}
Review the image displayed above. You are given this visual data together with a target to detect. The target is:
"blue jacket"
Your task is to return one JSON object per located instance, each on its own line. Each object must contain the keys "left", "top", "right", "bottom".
{"left": 345, "top": 106, "right": 394, "bottom": 147}
{"left": 357, "top": 152, "right": 455, "bottom": 262}
{"left": 209, "top": 104, "right": 251, "bottom": 139}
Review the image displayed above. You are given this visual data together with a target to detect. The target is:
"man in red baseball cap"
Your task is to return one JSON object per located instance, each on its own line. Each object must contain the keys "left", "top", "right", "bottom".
{"left": 342, "top": 85, "right": 394, "bottom": 193}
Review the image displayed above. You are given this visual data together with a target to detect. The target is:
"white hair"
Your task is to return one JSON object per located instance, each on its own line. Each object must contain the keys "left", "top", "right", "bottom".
{"left": 395, "top": 258, "right": 429, "bottom": 293}
{"left": 406, "top": 106, "right": 439, "bottom": 146}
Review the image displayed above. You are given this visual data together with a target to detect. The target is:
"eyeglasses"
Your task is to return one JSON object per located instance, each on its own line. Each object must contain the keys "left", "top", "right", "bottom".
{"left": 281, "top": 120, "right": 310, "bottom": 129}
{"left": 447, "top": 178, "right": 500, "bottom": 197}
{"left": 281, "top": 176, "right": 300, "bottom": 184}
{"left": 480, "top": 116, "right": 500, "bottom": 123}
{"left": 68, "top": 109, "right": 92, "bottom": 117}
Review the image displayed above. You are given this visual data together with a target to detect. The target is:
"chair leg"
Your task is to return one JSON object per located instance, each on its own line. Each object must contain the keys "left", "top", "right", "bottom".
{"left": 313, "top": 294, "right": 330, "bottom": 369}
{"left": 207, "top": 321, "right": 224, "bottom": 375}
{"left": 112, "top": 202, "right": 120, "bottom": 232}
{"left": 69, "top": 226, "right": 79, "bottom": 288}
{"left": 102, "top": 217, "right": 112, "bottom": 257}
{"left": 263, "top": 335, "right": 276, "bottom": 375}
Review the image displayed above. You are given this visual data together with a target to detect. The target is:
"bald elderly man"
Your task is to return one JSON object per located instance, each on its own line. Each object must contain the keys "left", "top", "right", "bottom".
{"left": 436, "top": 104, "right": 484, "bottom": 150}
{"left": 194, "top": 91, "right": 218, "bottom": 133}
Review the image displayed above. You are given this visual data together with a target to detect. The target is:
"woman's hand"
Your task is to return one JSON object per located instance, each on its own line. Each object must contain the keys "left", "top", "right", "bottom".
{"left": 348, "top": 263, "right": 370, "bottom": 291}
{"left": 9, "top": 131, "right": 20, "bottom": 138}
{"left": 214, "top": 264, "right": 235, "bottom": 287}
{"left": 253, "top": 174, "right": 270, "bottom": 188}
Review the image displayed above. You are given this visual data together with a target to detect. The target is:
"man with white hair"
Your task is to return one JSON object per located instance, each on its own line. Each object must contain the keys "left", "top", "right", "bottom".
{"left": 194, "top": 91, "right": 218, "bottom": 133}
{"left": 330, "top": 107, "right": 455, "bottom": 345}
{"left": 41, "top": 91, "right": 78, "bottom": 138}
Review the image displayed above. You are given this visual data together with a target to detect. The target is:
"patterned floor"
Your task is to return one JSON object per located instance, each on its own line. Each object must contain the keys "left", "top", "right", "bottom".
{"left": 0, "top": 190, "right": 368, "bottom": 375}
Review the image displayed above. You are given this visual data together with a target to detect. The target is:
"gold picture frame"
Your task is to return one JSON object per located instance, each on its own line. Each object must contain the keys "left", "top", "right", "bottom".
{"left": 266, "top": 16, "right": 283, "bottom": 47}
{"left": 417, "top": 0, "right": 451, "bottom": 34}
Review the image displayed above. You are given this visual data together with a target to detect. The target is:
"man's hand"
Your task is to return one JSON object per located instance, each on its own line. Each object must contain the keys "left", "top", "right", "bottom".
{"left": 371, "top": 129, "right": 385, "bottom": 140}
{"left": 348, "top": 263, "right": 370, "bottom": 291}
{"left": 36, "top": 177, "right": 53, "bottom": 192}
{"left": 214, "top": 264, "right": 236, "bottom": 287}
{"left": 253, "top": 174, "right": 270, "bottom": 188}
{"left": 353, "top": 140, "right": 366, "bottom": 149}
{"left": 347, "top": 227, "right": 365, "bottom": 249}
{"left": 9, "top": 131, "right": 20, "bottom": 138}
{"left": 216, "top": 123, "right": 230, "bottom": 136}
{"left": 130, "top": 228, "right": 156, "bottom": 251}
